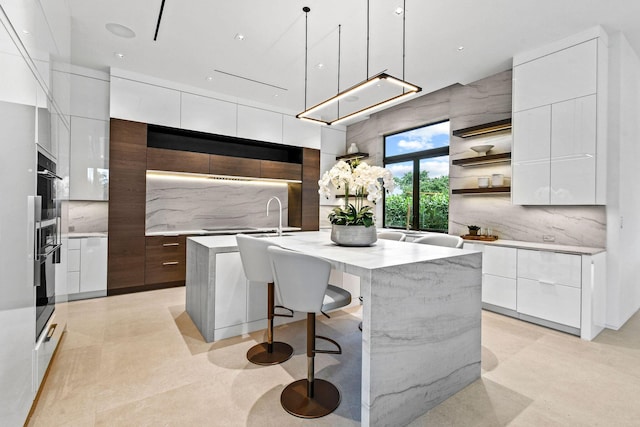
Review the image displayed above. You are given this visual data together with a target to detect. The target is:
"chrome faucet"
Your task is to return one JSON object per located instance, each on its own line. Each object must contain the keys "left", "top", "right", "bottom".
{"left": 266, "top": 196, "right": 283, "bottom": 236}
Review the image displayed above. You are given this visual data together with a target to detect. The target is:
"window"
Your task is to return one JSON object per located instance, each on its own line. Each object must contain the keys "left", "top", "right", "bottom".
{"left": 384, "top": 121, "right": 450, "bottom": 232}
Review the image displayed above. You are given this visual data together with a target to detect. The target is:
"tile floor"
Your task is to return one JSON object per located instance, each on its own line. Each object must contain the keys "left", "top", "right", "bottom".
{"left": 28, "top": 287, "right": 640, "bottom": 426}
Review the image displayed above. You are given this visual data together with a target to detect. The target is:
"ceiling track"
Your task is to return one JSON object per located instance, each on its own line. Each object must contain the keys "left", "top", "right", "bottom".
{"left": 153, "top": 0, "right": 166, "bottom": 41}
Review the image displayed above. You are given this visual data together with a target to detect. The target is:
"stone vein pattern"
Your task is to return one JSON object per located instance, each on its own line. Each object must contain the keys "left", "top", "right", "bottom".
{"left": 346, "top": 69, "right": 606, "bottom": 247}
{"left": 145, "top": 177, "right": 289, "bottom": 233}
{"left": 65, "top": 200, "right": 109, "bottom": 233}
{"left": 188, "top": 232, "right": 482, "bottom": 426}
{"left": 361, "top": 254, "right": 482, "bottom": 426}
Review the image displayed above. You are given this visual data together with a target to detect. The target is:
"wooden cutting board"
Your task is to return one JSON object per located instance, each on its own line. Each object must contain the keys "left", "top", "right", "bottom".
{"left": 461, "top": 234, "right": 498, "bottom": 241}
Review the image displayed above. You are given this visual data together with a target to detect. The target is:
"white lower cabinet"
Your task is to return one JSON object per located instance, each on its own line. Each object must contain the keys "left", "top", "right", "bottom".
{"left": 67, "top": 237, "right": 107, "bottom": 299}
{"left": 516, "top": 249, "right": 582, "bottom": 330}
{"left": 474, "top": 243, "right": 604, "bottom": 339}
{"left": 516, "top": 277, "right": 581, "bottom": 328}
{"left": 214, "top": 252, "right": 248, "bottom": 329}
{"left": 483, "top": 275, "right": 517, "bottom": 311}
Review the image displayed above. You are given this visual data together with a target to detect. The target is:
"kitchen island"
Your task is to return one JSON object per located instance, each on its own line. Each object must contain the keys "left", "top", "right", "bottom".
{"left": 186, "top": 231, "right": 482, "bottom": 427}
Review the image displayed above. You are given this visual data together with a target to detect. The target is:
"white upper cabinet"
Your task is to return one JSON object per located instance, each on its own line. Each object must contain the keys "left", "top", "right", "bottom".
{"left": 550, "top": 95, "right": 597, "bottom": 204}
{"left": 512, "top": 27, "right": 607, "bottom": 205}
{"left": 181, "top": 92, "right": 237, "bottom": 136}
{"left": 110, "top": 77, "right": 180, "bottom": 127}
{"left": 512, "top": 105, "right": 551, "bottom": 205}
{"left": 69, "top": 117, "right": 109, "bottom": 200}
{"left": 282, "top": 115, "right": 321, "bottom": 149}
{"left": 237, "top": 105, "right": 282, "bottom": 143}
{"left": 513, "top": 40, "right": 597, "bottom": 112}
{"left": 70, "top": 73, "right": 109, "bottom": 121}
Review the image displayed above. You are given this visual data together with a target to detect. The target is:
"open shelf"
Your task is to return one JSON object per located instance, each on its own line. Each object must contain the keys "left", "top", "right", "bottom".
{"left": 336, "top": 152, "right": 369, "bottom": 162}
{"left": 452, "top": 118, "right": 512, "bottom": 138}
{"left": 452, "top": 152, "right": 511, "bottom": 167}
{"left": 452, "top": 186, "right": 511, "bottom": 195}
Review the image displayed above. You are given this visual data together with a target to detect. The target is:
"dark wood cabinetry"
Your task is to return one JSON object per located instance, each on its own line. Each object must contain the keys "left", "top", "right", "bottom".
{"left": 209, "top": 154, "right": 261, "bottom": 177}
{"left": 147, "top": 147, "right": 209, "bottom": 174}
{"left": 145, "top": 235, "right": 187, "bottom": 285}
{"left": 261, "top": 160, "right": 302, "bottom": 181}
{"left": 108, "top": 118, "right": 320, "bottom": 295}
{"left": 108, "top": 119, "right": 147, "bottom": 295}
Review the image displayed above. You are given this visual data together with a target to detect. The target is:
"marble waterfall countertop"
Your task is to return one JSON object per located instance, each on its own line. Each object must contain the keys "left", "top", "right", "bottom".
{"left": 186, "top": 230, "right": 482, "bottom": 426}
{"left": 65, "top": 232, "right": 108, "bottom": 238}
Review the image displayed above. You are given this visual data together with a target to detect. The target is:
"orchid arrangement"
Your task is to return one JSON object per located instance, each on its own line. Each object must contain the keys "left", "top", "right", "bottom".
{"left": 318, "top": 160, "right": 395, "bottom": 227}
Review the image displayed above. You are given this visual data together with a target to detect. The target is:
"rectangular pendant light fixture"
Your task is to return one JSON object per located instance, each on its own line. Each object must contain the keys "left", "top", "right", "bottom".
{"left": 296, "top": 72, "right": 421, "bottom": 125}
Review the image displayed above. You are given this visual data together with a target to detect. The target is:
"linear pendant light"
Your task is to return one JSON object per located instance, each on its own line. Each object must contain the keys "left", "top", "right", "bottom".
{"left": 296, "top": 0, "right": 421, "bottom": 126}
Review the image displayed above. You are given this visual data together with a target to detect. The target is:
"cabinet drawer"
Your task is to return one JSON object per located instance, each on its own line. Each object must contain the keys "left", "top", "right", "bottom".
{"left": 145, "top": 236, "right": 187, "bottom": 284}
{"left": 483, "top": 246, "right": 517, "bottom": 279}
{"left": 517, "top": 249, "right": 581, "bottom": 288}
{"left": 482, "top": 274, "right": 516, "bottom": 310}
{"left": 517, "top": 277, "right": 581, "bottom": 328}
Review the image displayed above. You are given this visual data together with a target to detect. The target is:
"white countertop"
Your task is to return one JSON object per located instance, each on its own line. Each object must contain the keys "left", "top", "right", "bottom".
{"left": 65, "top": 232, "right": 108, "bottom": 238}
{"left": 189, "top": 230, "right": 478, "bottom": 270}
{"left": 461, "top": 238, "right": 604, "bottom": 255}
{"left": 375, "top": 228, "right": 604, "bottom": 255}
{"left": 146, "top": 226, "right": 301, "bottom": 237}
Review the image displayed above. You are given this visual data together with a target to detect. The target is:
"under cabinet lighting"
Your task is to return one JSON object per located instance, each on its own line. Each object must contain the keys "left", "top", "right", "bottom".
{"left": 146, "top": 170, "right": 301, "bottom": 185}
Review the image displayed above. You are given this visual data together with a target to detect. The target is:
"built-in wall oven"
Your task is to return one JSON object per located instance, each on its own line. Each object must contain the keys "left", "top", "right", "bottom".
{"left": 35, "top": 152, "right": 61, "bottom": 340}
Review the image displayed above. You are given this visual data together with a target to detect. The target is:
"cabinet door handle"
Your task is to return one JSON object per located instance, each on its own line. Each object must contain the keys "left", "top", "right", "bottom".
{"left": 539, "top": 280, "right": 555, "bottom": 286}
{"left": 163, "top": 261, "right": 179, "bottom": 266}
{"left": 163, "top": 243, "right": 180, "bottom": 247}
{"left": 45, "top": 323, "right": 57, "bottom": 342}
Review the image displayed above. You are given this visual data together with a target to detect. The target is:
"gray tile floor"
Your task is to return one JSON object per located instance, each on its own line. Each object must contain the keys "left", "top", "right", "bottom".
{"left": 28, "top": 287, "right": 640, "bottom": 426}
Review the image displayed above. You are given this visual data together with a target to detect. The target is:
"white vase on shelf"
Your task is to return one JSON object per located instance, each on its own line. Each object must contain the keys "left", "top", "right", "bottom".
{"left": 347, "top": 143, "right": 359, "bottom": 154}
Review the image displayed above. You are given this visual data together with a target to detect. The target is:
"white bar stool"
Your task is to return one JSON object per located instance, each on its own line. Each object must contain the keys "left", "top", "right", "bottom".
{"left": 377, "top": 231, "right": 407, "bottom": 241}
{"left": 413, "top": 234, "right": 464, "bottom": 248}
{"left": 236, "top": 234, "right": 294, "bottom": 365}
{"left": 267, "top": 246, "right": 352, "bottom": 419}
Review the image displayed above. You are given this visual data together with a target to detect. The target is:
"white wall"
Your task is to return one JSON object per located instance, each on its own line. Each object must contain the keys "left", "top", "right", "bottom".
{"left": 606, "top": 32, "right": 640, "bottom": 329}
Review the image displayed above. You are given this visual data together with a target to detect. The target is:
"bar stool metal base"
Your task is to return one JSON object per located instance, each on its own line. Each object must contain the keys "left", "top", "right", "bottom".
{"left": 246, "top": 342, "right": 293, "bottom": 366}
{"left": 280, "top": 379, "right": 341, "bottom": 418}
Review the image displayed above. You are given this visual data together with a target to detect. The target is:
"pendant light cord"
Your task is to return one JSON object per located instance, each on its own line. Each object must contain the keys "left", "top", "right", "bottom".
{"left": 303, "top": 7, "right": 310, "bottom": 110}
{"left": 366, "top": 0, "right": 370, "bottom": 79}
{"left": 402, "top": 0, "right": 406, "bottom": 90}
{"left": 337, "top": 24, "right": 342, "bottom": 117}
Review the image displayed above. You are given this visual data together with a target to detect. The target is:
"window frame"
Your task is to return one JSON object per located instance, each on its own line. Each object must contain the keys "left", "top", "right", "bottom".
{"left": 383, "top": 120, "right": 450, "bottom": 232}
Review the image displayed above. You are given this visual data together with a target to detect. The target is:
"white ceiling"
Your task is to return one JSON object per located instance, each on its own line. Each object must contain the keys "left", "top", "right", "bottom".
{"left": 69, "top": 0, "right": 640, "bottom": 120}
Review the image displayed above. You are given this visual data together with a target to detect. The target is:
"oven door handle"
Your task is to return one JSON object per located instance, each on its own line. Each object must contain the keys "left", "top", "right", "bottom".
{"left": 37, "top": 169, "right": 62, "bottom": 181}
{"left": 39, "top": 244, "right": 62, "bottom": 260}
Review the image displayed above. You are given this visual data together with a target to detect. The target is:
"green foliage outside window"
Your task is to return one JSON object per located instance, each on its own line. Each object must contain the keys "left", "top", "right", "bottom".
{"left": 384, "top": 171, "right": 449, "bottom": 231}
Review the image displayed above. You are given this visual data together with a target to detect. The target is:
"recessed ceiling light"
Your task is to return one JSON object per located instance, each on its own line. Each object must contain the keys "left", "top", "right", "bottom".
{"left": 114, "top": 52, "right": 125, "bottom": 59}
{"left": 394, "top": 7, "right": 404, "bottom": 15}
{"left": 457, "top": 46, "right": 465, "bottom": 51}
{"left": 234, "top": 33, "right": 245, "bottom": 41}
{"left": 105, "top": 23, "right": 136, "bottom": 38}
{"left": 206, "top": 76, "right": 213, "bottom": 81}
{"left": 22, "top": 29, "right": 31, "bottom": 35}
{"left": 316, "top": 63, "right": 324, "bottom": 69}
{"left": 274, "top": 94, "right": 280, "bottom": 98}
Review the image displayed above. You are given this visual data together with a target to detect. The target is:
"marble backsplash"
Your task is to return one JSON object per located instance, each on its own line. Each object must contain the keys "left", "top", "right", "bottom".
{"left": 146, "top": 175, "right": 289, "bottom": 233}
{"left": 347, "top": 69, "right": 607, "bottom": 248}
{"left": 65, "top": 200, "right": 109, "bottom": 233}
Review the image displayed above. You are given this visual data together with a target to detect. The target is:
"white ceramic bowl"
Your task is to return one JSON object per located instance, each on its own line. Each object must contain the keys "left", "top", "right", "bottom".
{"left": 470, "top": 144, "right": 494, "bottom": 156}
